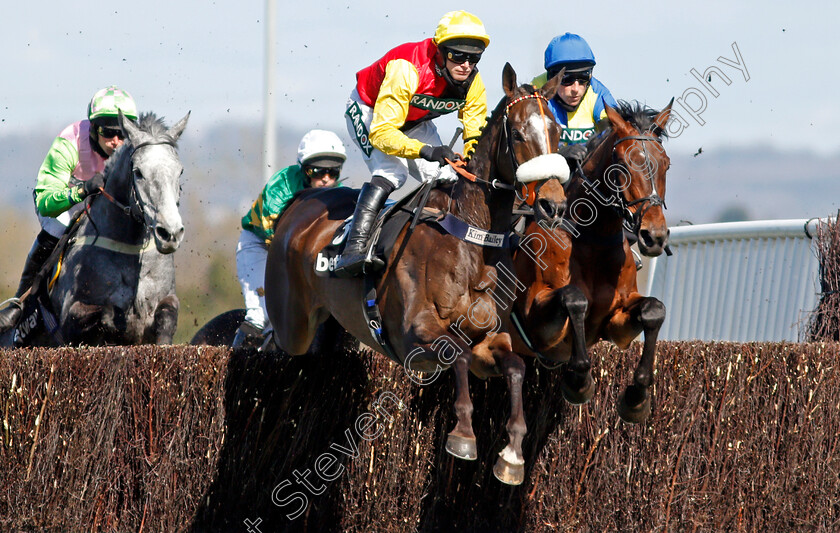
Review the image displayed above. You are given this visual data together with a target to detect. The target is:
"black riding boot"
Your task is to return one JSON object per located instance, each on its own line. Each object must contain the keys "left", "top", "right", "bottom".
{"left": 0, "top": 231, "right": 60, "bottom": 332}
{"left": 333, "top": 177, "right": 394, "bottom": 278}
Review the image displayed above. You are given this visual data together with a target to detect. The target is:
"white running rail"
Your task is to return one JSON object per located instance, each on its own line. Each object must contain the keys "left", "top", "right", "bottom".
{"left": 644, "top": 219, "right": 822, "bottom": 341}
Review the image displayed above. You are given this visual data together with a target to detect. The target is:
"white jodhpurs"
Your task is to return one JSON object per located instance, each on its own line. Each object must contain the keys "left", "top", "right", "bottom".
{"left": 236, "top": 229, "right": 270, "bottom": 331}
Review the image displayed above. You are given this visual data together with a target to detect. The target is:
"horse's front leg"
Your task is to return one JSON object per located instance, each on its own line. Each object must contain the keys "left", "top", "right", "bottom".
{"left": 477, "top": 332, "right": 528, "bottom": 486}
{"left": 604, "top": 294, "right": 666, "bottom": 423}
{"left": 529, "top": 284, "right": 593, "bottom": 404}
{"left": 64, "top": 301, "right": 115, "bottom": 344}
{"left": 404, "top": 319, "right": 478, "bottom": 461}
{"left": 448, "top": 334, "right": 478, "bottom": 460}
{"left": 152, "top": 294, "right": 179, "bottom": 344}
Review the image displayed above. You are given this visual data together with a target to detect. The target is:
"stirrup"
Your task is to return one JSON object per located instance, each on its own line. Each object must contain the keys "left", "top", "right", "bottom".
{"left": 259, "top": 330, "right": 278, "bottom": 352}
{"left": 632, "top": 249, "right": 643, "bottom": 271}
{"left": 334, "top": 251, "right": 368, "bottom": 278}
{"left": 364, "top": 246, "right": 385, "bottom": 271}
{"left": 0, "top": 297, "right": 22, "bottom": 310}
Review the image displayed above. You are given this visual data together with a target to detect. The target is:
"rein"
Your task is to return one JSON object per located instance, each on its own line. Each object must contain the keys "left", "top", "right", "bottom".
{"left": 445, "top": 91, "right": 553, "bottom": 193}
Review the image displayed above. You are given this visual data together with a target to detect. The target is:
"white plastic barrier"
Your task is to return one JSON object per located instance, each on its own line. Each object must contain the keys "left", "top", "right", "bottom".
{"left": 644, "top": 219, "right": 821, "bottom": 342}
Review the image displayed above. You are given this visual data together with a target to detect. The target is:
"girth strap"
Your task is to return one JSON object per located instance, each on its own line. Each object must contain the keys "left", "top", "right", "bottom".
{"left": 433, "top": 213, "right": 511, "bottom": 248}
{"left": 363, "top": 275, "right": 401, "bottom": 364}
{"left": 71, "top": 235, "right": 155, "bottom": 255}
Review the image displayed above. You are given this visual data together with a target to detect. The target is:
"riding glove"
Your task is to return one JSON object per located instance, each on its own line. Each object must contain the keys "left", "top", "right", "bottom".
{"left": 79, "top": 172, "right": 105, "bottom": 199}
{"left": 557, "top": 143, "right": 587, "bottom": 162}
{"left": 419, "top": 145, "right": 459, "bottom": 166}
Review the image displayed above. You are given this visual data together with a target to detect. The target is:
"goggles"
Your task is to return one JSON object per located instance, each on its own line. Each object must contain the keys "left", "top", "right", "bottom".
{"left": 444, "top": 48, "right": 482, "bottom": 65}
{"left": 304, "top": 166, "right": 341, "bottom": 179}
{"left": 97, "top": 125, "right": 125, "bottom": 139}
{"left": 560, "top": 72, "right": 592, "bottom": 86}
{"left": 548, "top": 67, "right": 593, "bottom": 86}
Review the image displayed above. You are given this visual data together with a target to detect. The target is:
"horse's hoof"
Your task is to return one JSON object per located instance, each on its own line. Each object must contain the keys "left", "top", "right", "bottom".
{"left": 445, "top": 433, "right": 478, "bottom": 461}
{"left": 493, "top": 455, "right": 525, "bottom": 485}
{"left": 617, "top": 385, "right": 651, "bottom": 424}
{"left": 560, "top": 369, "right": 595, "bottom": 405}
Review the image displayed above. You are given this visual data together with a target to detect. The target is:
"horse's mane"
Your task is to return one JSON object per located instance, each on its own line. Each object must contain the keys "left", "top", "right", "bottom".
{"left": 586, "top": 99, "right": 668, "bottom": 153}
{"left": 614, "top": 100, "right": 668, "bottom": 139}
{"left": 135, "top": 112, "right": 174, "bottom": 143}
{"left": 468, "top": 83, "right": 536, "bottom": 177}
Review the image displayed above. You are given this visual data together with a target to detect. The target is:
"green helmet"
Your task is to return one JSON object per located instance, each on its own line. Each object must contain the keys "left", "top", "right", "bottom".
{"left": 87, "top": 86, "right": 138, "bottom": 126}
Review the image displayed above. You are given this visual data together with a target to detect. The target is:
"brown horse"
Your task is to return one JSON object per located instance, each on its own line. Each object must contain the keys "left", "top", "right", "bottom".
{"left": 490, "top": 100, "right": 673, "bottom": 423}
{"left": 264, "top": 63, "right": 568, "bottom": 485}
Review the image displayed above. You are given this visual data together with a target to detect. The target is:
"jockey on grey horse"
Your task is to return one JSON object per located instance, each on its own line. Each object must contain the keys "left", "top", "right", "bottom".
{"left": 0, "top": 86, "right": 138, "bottom": 333}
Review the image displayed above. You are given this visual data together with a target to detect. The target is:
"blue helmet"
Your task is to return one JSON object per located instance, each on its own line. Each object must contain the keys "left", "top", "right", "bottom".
{"left": 544, "top": 33, "right": 596, "bottom": 71}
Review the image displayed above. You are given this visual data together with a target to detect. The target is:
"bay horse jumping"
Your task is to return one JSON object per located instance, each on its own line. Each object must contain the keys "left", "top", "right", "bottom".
{"left": 500, "top": 100, "right": 673, "bottom": 423}
{"left": 5, "top": 111, "right": 189, "bottom": 347}
{"left": 264, "top": 63, "right": 569, "bottom": 485}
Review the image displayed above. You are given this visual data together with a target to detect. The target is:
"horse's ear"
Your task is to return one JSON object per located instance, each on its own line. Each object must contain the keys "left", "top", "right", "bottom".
{"left": 652, "top": 98, "right": 675, "bottom": 133}
{"left": 167, "top": 111, "right": 190, "bottom": 142}
{"left": 502, "top": 62, "right": 517, "bottom": 97}
{"left": 539, "top": 67, "right": 564, "bottom": 101}
{"left": 118, "top": 109, "right": 141, "bottom": 144}
{"left": 604, "top": 104, "right": 631, "bottom": 134}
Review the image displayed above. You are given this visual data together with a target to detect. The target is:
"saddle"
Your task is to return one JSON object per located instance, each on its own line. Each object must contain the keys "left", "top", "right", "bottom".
{"left": 315, "top": 176, "right": 514, "bottom": 279}
{"left": 313, "top": 178, "right": 443, "bottom": 278}
{"left": 313, "top": 174, "right": 516, "bottom": 363}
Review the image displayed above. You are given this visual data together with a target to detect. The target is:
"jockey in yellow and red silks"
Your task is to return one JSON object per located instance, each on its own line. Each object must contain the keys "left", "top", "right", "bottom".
{"left": 336, "top": 10, "right": 490, "bottom": 278}
{"left": 532, "top": 33, "right": 618, "bottom": 164}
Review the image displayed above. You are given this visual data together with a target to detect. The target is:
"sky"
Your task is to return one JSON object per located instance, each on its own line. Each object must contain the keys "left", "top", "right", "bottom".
{"left": 2, "top": 1, "right": 838, "bottom": 160}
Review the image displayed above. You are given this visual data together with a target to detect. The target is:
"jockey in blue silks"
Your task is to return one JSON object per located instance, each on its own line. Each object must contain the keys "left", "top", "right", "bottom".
{"left": 532, "top": 33, "right": 617, "bottom": 163}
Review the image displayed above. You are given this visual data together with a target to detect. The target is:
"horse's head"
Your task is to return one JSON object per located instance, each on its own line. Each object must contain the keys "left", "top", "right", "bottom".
{"left": 585, "top": 100, "right": 673, "bottom": 256}
{"left": 116, "top": 110, "right": 190, "bottom": 254}
{"left": 470, "top": 63, "right": 570, "bottom": 211}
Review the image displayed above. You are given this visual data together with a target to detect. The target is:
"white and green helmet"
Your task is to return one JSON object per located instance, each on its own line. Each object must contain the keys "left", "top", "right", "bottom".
{"left": 87, "top": 86, "right": 138, "bottom": 124}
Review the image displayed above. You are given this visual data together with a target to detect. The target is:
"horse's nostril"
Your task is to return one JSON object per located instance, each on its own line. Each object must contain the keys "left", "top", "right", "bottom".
{"left": 538, "top": 199, "right": 557, "bottom": 218}
{"left": 156, "top": 227, "right": 172, "bottom": 242}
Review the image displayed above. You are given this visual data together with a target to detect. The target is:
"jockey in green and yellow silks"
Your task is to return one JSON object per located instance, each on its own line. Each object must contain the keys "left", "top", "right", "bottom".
{"left": 232, "top": 130, "right": 346, "bottom": 348}
{"left": 532, "top": 33, "right": 617, "bottom": 162}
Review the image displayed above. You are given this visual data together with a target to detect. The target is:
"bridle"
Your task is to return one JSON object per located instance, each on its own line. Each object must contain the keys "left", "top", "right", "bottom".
{"left": 570, "top": 130, "right": 666, "bottom": 234}
{"left": 611, "top": 134, "right": 666, "bottom": 234}
{"left": 501, "top": 92, "right": 553, "bottom": 173}
{"left": 454, "top": 91, "right": 554, "bottom": 193}
{"left": 498, "top": 91, "right": 569, "bottom": 212}
{"left": 94, "top": 137, "right": 177, "bottom": 227}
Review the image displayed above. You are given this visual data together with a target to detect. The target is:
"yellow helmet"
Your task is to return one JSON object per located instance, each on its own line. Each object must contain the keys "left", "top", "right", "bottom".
{"left": 433, "top": 11, "right": 490, "bottom": 53}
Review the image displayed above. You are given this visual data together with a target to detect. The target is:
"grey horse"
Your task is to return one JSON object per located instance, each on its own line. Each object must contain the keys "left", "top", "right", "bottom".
{"left": 9, "top": 110, "right": 189, "bottom": 346}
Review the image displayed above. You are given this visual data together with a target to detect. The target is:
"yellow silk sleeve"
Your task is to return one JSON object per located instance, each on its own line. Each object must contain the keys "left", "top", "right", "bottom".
{"left": 459, "top": 72, "right": 488, "bottom": 159}
{"left": 369, "top": 59, "right": 426, "bottom": 158}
